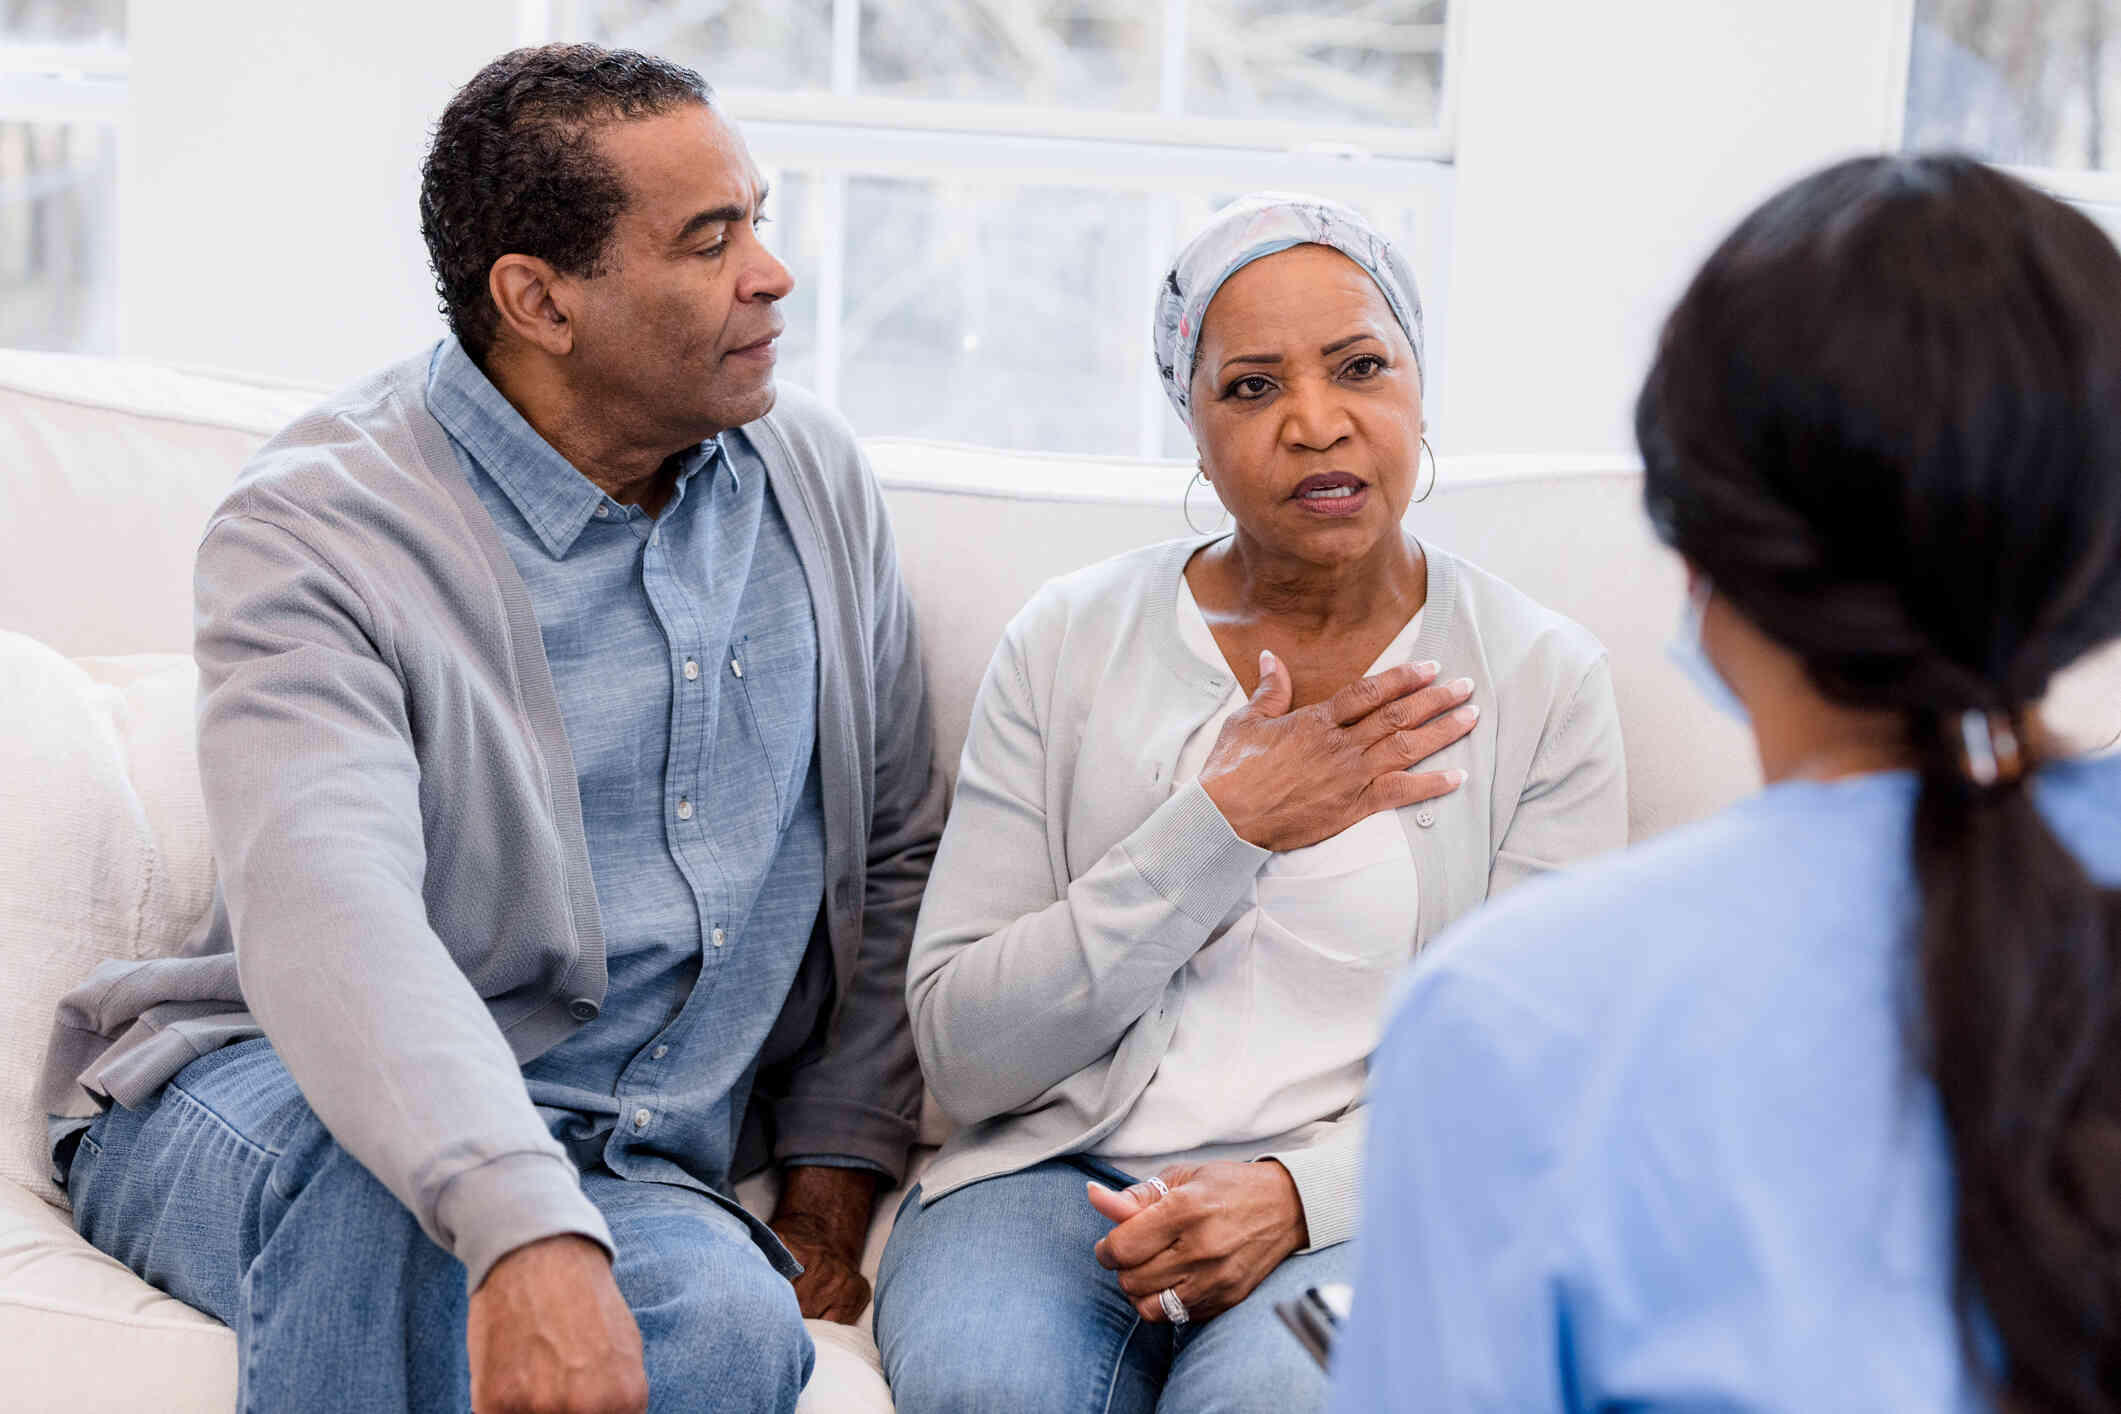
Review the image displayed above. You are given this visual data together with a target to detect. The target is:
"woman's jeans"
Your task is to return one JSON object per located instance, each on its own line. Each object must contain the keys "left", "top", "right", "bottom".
{"left": 876, "top": 1157, "right": 1352, "bottom": 1413}
{"left": 63, "top": 1037, "right": 812, "bottom": 1414}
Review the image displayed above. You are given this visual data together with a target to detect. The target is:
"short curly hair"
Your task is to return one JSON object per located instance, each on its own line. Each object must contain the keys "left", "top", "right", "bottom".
{"left": 419, "top": 44, "right": 713, "bottom": 360}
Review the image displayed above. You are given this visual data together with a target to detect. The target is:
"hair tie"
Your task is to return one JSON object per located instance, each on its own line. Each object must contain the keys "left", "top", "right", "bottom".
{"left": 1958, "top": 709, "right": 2027, "bottom": 787}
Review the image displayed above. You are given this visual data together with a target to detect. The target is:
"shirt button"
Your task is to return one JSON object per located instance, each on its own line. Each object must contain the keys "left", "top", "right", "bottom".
{"left": 651, "top": 1045, "right": 669, "bottom": 1060}
{"left": 593, "top": 504, "right": 609, "bottom": 519}
{"left": 676, "top": 798, "right": 693, "bottom": 821}
{"left": 683, "top": 659, "right": 700, "bottom": 681}
{"left": 1416, "top": 808, "right": 1437, "bottom": 828}
{"left": 711, "top": 927, "right": 727, "bottom": 948}
{"left": 730, "top": 657, "right": 744, "bottom": 679}
{"left": 632, "top": 1108, "right": 651, "bottom": 1130}
{"left": 568, "top": 998, "right": 599, "bottom": 1022}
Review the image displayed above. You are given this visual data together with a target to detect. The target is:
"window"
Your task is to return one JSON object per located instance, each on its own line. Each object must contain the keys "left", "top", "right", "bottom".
{"left": 546, "top": 2, "right": 1457, "bottom": 457}
{"left": 1904, "top": 1, "right": 2121, "bottom": 180}
{"left": 0, "top": 0, "right": 125, "bottom": 353}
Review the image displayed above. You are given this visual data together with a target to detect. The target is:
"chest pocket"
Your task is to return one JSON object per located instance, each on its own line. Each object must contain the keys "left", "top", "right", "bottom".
{"left": 729, "top": 622, "right": 819, "bottom": 825}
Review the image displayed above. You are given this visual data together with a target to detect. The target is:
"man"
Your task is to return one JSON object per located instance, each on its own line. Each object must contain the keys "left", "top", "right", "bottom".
{"left": 40, "top": 44, "right": 943, "bottom": 1414}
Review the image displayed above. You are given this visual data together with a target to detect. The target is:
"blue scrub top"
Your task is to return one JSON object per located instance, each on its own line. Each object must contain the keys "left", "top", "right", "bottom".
{"left": 1331, "top": 754, "right": 2121, "bottom": 1412}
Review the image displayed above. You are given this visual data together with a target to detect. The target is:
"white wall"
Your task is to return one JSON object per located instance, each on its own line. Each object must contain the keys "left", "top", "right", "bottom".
{"left": 120, "top": 0, "right": 1914, "bottom": 452}
{"left": 123, "top": 0, "right": 520, "bottom": 384}
{"left": 1440, "top": 0, "right": 1909, "bottom": 456}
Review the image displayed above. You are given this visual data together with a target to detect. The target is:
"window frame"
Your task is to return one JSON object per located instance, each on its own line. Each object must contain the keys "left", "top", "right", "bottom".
{"left": 535, "top": 0, "right": 1462, "bottom": 457}
{"left": 550, "top": 0, "right": 1465, "bottom": 158}
{"left": 0, "top": 44, "right": 128, "bottom": 123}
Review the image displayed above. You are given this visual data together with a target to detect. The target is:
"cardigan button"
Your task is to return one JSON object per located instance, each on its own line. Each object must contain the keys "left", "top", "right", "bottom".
{"left": 1415, "top": 809, "right": 1437, "bottom": 828}
{"left": 568, "top": 997, "right": 600, "bottom": 1022}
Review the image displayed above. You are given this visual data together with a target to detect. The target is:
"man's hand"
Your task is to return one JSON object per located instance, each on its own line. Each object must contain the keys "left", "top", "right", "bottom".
{"left": 1087, "top": 1160, "right": 1308, "bottom": 1324}
{"left": 770, "top": 1164, "right": 880, "bottom": 1324}
{"left": 467, "top": 1234, "right": 647, "bottom": 1414}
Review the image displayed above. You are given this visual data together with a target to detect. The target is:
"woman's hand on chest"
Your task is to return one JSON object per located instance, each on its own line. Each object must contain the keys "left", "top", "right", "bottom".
{"left": 1199, "top": 649, "right": 1476, "bottom": 853}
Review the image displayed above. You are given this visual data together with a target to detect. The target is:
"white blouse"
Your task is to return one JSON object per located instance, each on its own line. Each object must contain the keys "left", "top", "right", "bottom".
{"left": 1094, "top": 579, "right": 1425, "bottom": 1172}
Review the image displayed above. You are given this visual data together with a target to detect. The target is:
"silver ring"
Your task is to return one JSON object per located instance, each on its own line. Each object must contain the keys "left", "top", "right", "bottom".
{"left": 1159, "top": 1287, "right": 1190, "bottom": 1325}
{"left": 1145, "top": 1175, "right": 1171, "bottom": 1201}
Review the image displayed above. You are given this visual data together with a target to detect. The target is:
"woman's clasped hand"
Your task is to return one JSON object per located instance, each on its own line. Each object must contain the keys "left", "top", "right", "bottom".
{"left": 1085, "top": 1162, "right": 1312, "bottom": 1326}
{"left": 1197, "top": 649, "right": 1475, "bottom": 852}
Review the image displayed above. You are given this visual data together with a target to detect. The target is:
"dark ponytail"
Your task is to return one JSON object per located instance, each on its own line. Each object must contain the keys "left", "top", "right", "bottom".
{"left": 1637, "top": 155, "right": 2121, "bottom": 1412}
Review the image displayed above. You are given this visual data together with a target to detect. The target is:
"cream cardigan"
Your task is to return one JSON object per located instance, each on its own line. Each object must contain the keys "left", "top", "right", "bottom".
{"left": 907, "top": 533, "right": 1628, "bottom": 1248}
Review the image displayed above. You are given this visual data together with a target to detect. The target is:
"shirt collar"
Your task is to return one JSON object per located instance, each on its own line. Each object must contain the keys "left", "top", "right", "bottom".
{"left": 426, "top": 337, "right": 726, "bottom": 559}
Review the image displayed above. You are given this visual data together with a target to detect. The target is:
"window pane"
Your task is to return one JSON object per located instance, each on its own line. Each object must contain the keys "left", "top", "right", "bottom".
{"left": 1906, "top": 0, "right": 2121, "bottom": 172}
{"left": 576, "top": 0, "right": 834, "bottom": 92}
{"left": 834, "top": 177, "right": 1148, "bottom": 453}
{"left": 1185, "top": 1, "right": 1448, "bottom": 129}
{"left": 0, "top": 0, "right": 124, "bottom": 45}
{"left": 857, "top": 0, "right": 1159, "bottom": 109}
{"left": 0, "top": 122, "right": 117, "bottom": 353}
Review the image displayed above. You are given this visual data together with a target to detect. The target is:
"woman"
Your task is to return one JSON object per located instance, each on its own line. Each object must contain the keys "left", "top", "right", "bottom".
{"left": 1332, "top": 156, "right": 2121, "bottom": 1413}
{"left": 875, "top": 192, "right": 1629, "bottom": 1412}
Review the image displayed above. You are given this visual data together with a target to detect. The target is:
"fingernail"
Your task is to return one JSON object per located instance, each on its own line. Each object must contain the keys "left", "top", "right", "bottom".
{"left": 1454, "top": 703, "right": 1480, "bottom": 724}
{"left": 1448, "top": 677, "right": 1474, "bottom": 696}
{"left": 1087, "top": 1181, "right": 1112, "bottom": 1196}
{"left": 1446, "top": 768, "right": 1468, "bottom": 786}
{"left": 1414, "top": 659, "right": 1441, "bottom": 676}
{"left": 1259, "top": 649, "right": 1276, "bottom": 670}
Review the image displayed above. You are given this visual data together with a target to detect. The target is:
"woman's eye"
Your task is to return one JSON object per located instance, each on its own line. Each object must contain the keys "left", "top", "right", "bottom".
{"left": 1228, "top": 375, "right": 1274, "bottom": 399}
{"left": 1344, "top": 354, "right": 1385, "bottom": 379}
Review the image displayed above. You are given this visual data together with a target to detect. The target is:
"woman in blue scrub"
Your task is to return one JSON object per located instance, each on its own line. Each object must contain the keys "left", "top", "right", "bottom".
{"left": 1332, "top": 154, "right": 2121, "bottom": 1413}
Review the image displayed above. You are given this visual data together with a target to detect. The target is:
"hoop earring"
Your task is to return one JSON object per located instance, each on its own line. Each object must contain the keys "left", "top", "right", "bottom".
{"left": 1184, "top": 469, "right": 1226, "bottom": 536}
{"left": 1412, "top": 436, "right": 1440, "bottom": 505}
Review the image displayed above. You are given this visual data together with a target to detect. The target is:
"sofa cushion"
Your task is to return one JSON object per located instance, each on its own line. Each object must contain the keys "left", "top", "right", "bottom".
{"left": 0, "top": 636, "right": 213, "bottom": 1206}
{"left": 0, "top": 1176, "right": 236, "bottom": 1412}
{"left": 0, "top": 350, "right": 322, "bottom": 659}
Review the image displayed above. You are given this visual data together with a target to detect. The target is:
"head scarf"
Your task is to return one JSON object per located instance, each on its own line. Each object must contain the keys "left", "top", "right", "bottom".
{"left": 1153, "top": 191, "right": 1425, "bottom": 431}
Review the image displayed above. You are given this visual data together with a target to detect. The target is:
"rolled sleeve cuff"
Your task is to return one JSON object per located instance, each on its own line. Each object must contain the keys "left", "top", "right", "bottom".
{"left": 433, "top": 1150, "right": 613, "bottom": 1292}
{"left": 772, "top": 1096, "right": 917, "bottom": 1183}
{"left": 1263, "top": 1141, "right": 1360, "bottom": 1253}
{"left": 1124, "top": 780, "right": 1271, "bottom": 930}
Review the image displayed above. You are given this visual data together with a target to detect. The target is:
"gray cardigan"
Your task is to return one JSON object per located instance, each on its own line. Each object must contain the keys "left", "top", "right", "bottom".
{"left": 908, "top": 534, "right": 1627, "bottom": 1248}
{"left": 40, "top": 354, "right": 946, "bottom": 1289}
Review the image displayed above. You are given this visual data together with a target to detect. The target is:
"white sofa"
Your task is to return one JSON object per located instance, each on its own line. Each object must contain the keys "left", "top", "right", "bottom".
{"left": 2, "top": 350, "right": 2115, "bottom": 1413}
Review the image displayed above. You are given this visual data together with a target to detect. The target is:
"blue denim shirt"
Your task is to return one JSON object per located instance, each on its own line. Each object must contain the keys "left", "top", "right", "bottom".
{"left": 427, "top": 341, "right": 865, "bottom": 1237}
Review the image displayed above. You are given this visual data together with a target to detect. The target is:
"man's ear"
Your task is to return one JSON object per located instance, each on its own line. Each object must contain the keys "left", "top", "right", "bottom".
{"left": 488, "top": 254, "right": 576, "bottom": 358}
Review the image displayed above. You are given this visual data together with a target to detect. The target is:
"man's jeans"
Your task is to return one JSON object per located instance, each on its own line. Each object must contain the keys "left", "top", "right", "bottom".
{"left": 64, "top": 1038, "right": 812, "bottom": 1413}
{"left": 875, "top": 1157, "right": 1350, "bottom": 1413}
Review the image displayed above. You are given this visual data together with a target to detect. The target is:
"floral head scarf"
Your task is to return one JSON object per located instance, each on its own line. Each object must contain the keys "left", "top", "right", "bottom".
{"left": 1154, "top": 191, "right": 1425, "bottom": 431}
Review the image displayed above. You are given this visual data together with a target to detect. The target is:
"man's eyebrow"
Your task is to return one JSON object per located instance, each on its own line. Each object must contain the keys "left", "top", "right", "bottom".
{"left": 671, "top": 184, "right": 769, "bottom": 247}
